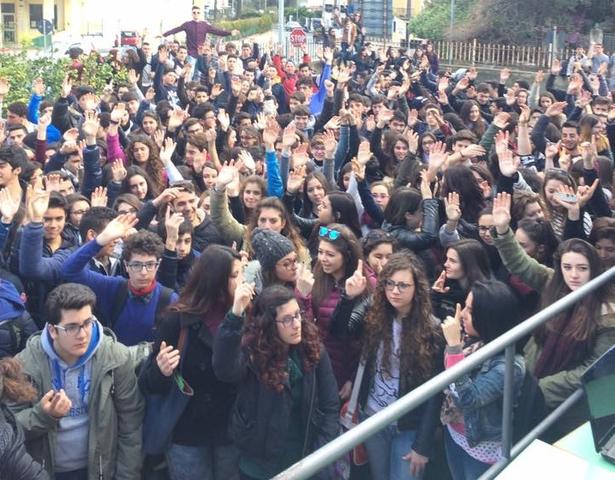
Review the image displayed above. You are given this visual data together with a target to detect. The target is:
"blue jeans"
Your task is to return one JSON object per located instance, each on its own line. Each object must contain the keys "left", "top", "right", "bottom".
{"left": 363, "top": 419, "right": 421, "bottom": 480}
{"left": 444, "top": 428, "right": 491, "bottom": 480}
{"left": 187, "top": 55, "right": 200, "bottom": 81}
{"left": 167, "top": 442, "right": 240, "bottom": 480}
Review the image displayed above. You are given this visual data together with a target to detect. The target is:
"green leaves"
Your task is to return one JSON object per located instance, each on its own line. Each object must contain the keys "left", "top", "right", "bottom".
{"left": 0, "top": 50, "right": 126, "bottom": 113}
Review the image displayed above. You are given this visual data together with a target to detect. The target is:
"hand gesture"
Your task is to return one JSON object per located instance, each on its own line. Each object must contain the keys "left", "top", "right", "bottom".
{"left": 323, "top": 130, "right": 338, "bottom": 158}
{"left": 97, "top": 213, "right": 138, "bottom": 245}
{"left": 0, "top": 188, "right": 20, "bottom": 223}
{"left": 493, "top": 112, "right": 511, "bottom": 129}
{"left": 44, "top": 173, "right": 62, "bottom": 193}
{"left": 579, "top": 141, "right": 596, "bottom": 169}
{"left": 378, "top": 107, "right": 394, "bottom": 125}
{"left": 455, "top": 77, "right": 469, "bottom": 91}
{"left": 127, "top": 69, "right": 140, "bottom": 85}
{"left": 577, "top": 179, "right": 599, "bottom": 209}
{"left": 81, "top": 110, "right": 99, "bottom": 139}
{"left": 323, "top": 46, "right": 334, "bottom": 63}
{"left": 110, "top": 103, "right": 126, "bottom": 124}
{"left": 406, "top": 129, "right": 419, "bottom": 154}
{"left": 216, "top": 161, "right": 239, "bottom": 190}
{"left": 351, "top": 158, "right": 366, "bottom": 182}
{"left": 545, "top": 101, "right": 567, "bottom": 118}
{"left": 442, "top": 304, "right": 463, "bottom": 346}
{"left": 357, "top": 140, "right": 371, "bottom": 166}
{"left": 324, "top": 116, "right": 341, "bottom": 130}
{"left": 230, "top": 76, "right": 242, "bottom": 96}
{"left": 497, "top": 148, "right": 519, "bottom": 178}
{"left": 90, "top": 186, "right": 108, "bottom": 208}
{"left": 204, "top": 128, "right": 217, "bottom": 144}
{"left": 145, "top": 87, "right": 156, "bottom": 102}
{"left": 365, "top": 114, "right": 376, "bottom": 132}
{"left": 0, "top": 78, "right": 8, "bottom": 98}
{"left": 217, "top": 109, "right": 230, "bottom": 131}
{"left": 211, "top": 83, "right": 224, "bottom": 98}
{"left": 255, "top": 112, "right": 267, "bottom": 131}
{"left": 40, "top": 389, "right": 72, "bottom": 419}
{"left": 168, "top": 108, "right": 188, "bottom": 130}
{"left": 402, "top": 450, "right": 429, "bottom": 477}
{"left": 231, "top": 282, "right": 256, "bottom": 316}
{"left": 492, "top": 192, "right": 512, "bottom": 234}
{"left": 291, "top": 143, "right": 310, "bottom": 169}
{"left": 32, "top": 78, "right": 45, "bottom": 96}
{"left": 534, "top": 70, "right": 545, "bottom": 84}
{"left": 29, "top": 188, "right": 50, "bottom": 223}
{"left": 499, "top": 67, "right": 512, "bottom": 84}
{"left": 461, "top": 144, "right": 486, "bottom": 160}
{"left": 262, "top": 118, "right": 280, "bottom": 147}
{"left": 296, "top": 263, "right": 315, "bottom": 297}
{"left": 63, "top": 128, "right": 79, "bottom": 143}
{"left": 165, "top": 206, "right": 185, "bottom": 241}
{"left": 445, "top": 192, "right": 461, "bottom": 222}
{"left": 324, "top": 79, "right": 335, "bottom": 97}
{"left": 419, "top": 170, "right": 433, "bottom": 199}
{"left": 432, "top": 270, "right": 450, "bottom": 294}
{"left": 345, "top": 260, "right": 367, "bottom": 299}
{"left": 111, "top": 160, "right": 127, "bottom": 183}
{"left": 237, "top": 149, "right": 256, "bottom": 173}
{"left": 38, "top": 111, "right": 52, "bottom": 130}
{"left": 287, "top": 165, "right": 307, "bottom": 193}
{"left": 160, "top": 137, "right": 177, "bottom": 163}
{"left": 518, "top": 104, "right": 531, "bottom": 125}
{"left": 550, "top": 58, "right": 561, "bottom": 76}
{"left": 156, "top": 341, "right": 180, "bottom": 377}
{"left": 282, "top": 122, "right": 297, "bottom": 149}
{"left": 427, "top": 141, "right": 447, "bottom": 172}
{"left": 60, "top": 75, "right": 72, "bottom": 98}
{"left": 545, "top": 141, "right": 560, "bottom": 160}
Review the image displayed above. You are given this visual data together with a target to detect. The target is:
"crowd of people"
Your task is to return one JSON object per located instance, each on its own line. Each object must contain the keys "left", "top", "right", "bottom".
{"left": 0, "top": 4, "right": 614, "bottom": 479}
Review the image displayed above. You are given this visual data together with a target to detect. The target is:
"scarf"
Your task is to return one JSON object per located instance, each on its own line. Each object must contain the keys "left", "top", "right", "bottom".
{"left": 533, "top": 313, "right": 587, "bottom": 378}
{"left": 127, "top": 279, "right": 157, "bottom": 303}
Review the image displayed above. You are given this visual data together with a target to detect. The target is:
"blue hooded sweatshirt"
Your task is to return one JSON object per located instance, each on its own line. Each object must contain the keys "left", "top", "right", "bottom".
{"left": 41, "top": 319, "right": 102, "bottom": 473}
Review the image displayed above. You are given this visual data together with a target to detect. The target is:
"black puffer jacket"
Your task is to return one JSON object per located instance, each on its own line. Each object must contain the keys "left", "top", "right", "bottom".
{"left": 212, "top": 312, "right": 340, "bottom": 473}
{"left": 0, "top": 404, "right": 48, "bottom": 479}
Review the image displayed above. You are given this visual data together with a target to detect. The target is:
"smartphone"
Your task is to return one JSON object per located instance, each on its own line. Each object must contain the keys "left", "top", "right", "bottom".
{"left": 555, "top": 192, "right": 577, "bottom": 203}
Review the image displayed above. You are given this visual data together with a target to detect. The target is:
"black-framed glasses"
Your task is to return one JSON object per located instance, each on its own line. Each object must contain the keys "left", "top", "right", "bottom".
{"left": 55, "top": 316, "right": 96, "bottom": 336}
{"left": 384, "top": 279, "right": 414, "bottom": 292}
{"left": 277, "top": 311, "right": 302, "bottom": 328}
{"left": 319, "top": 226, "right": 340, "bottom": 240}
{"left": 126, "top": 260, "right": 160, "bottom": 272}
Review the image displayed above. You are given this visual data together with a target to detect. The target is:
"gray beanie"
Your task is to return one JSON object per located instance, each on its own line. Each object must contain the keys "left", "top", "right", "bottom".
{"left": 251, "top": 228, "right": 295, "bottom": 270}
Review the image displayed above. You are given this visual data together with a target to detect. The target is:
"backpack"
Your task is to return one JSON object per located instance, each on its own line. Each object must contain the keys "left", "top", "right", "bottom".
{"left": 0, "top": 311, "right": 38, "bottom": 358}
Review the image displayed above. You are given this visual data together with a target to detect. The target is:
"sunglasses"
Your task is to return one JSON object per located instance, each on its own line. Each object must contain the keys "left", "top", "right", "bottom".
{"left": 319, "top": 226, "right": 340, "bottom": 240}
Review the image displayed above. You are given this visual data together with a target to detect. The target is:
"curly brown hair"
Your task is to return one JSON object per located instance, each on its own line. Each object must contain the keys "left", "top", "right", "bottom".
{"left": 362, "top": 251, "right": 441, "bottom": 382}
{"left": 126, "top": 135, "right": 165, "bottom": 195}
{"left": 0, "top": 357, "right": 37, "bottom": 403}
{"left": 242, "top": 286, "right": 321, "bottom": 393}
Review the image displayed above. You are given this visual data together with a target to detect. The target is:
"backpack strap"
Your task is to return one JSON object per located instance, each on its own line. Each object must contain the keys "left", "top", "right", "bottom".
{"left": 108, "top": 281, "right": 130, "bottom": 330}
{"left": 154, "top": 286, "right": 174, "bottom": 328}
{"left": 174, "top": 325, "right": 193, "bottom": 395}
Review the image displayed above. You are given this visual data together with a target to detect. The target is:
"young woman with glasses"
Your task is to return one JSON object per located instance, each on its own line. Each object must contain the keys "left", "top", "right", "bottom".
{"left": 213, "top": 284, "right": 339, "bottom": 480}
{"left": 332, "top": 251, "right": 444, "bottom": 480}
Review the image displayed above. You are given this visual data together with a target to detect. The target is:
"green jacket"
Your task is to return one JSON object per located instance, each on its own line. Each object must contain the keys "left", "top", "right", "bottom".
{"left": 493, "top": 227, "right": 615, "bottom": 410}
{"left": 12, "top": 329, "right": 144, "bottom": 479}
{"left": 211, "top": 187, "right": 246, "bottom": 247}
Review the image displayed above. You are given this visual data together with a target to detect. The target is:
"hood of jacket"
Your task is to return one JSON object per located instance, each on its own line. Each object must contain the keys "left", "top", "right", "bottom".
{"left": 0, "top": 279, "right": 25, "bottom": 323}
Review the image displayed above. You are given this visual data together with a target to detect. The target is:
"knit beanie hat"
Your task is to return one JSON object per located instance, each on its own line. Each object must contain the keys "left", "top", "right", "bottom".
{"left": 251, "top": 228, "right": 295, "bottom": 270}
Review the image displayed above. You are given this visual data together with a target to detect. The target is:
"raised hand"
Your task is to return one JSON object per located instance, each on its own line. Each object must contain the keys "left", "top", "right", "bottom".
{"left": 0, "top": 188, "right": 20, "bottom": 223}
{"left": 345, "top": 260, "right": 367, "bottom": 299}
{"left": 427, "top": 141, "right": 447, "bottom": 172}
{"left": 110, "top": 103, "right": 126, "bottom": 124}
{"left": 63, "top": 128, "right": 79, "bottom": 143}
{"left": 499, "top": 67, "right": 512, "bottom": 84}
{"left": 445, "top": 192, "right": 461, "bottom": 222}
{"left": 81, "top": 110, "right": 99, "bottom": 140}
{"left": 282, "top": 122, "right": 297, "bottom": 149}
{"left": 492, "top": 192, "right": 512, "bottom": 234}
{"left": 287, "top": 165, "right": 307, "bottom": 194}
{"left": 291, "top": 143, "right": 310, "bottom": 169}
{"left": 60, "top": 75, "right": 72, "bottom": 98}
{"left": 29, "top": 189, "right": 50, "bottom": 223}
{"left": 493, "top": 112, "right": 511, "bottom": 129}
{"left": 262, "top": 118, "right": 280, "bottom": 147}
{"left": 419, "top": 170, "right": 433, "bottom": 199}
{"left": 296, "top": 263, "right": 315, "bottom": 297}
{"left": 165, "top": 206, "right": 185, "bottom": 246}
{"left": 550, "top": 58, "right": 561, "bottom": 76}
{"left": 323, "top": 130, "right": 338, "bottom": 158}
{"left": 577, "top": 179, "right": 599, "bottom": 209}
{"left": 497, "top": 147, "right": 519, "bottom": 178}
{"left": 351, "top": 158, "right": 366, "bottom": 182}
{"left": 160, "top": 137, "right": 177, "bottom": 164}
{"left": 218, "top": 109, "right": 230, "bottom": 131}
{"left": 405, "top": 129, "right": 420, "bottom": 154}
{"left": 32, "top": 78, "right": 46, "bottom": 96}
{"left": 545, "top": 101, "right": 567, "bottom": 118}
{"left": 432, "top": 270, "right": 450, "bottom": 294}
{"left": 442, "top": 304, "right": 463, "bottom": 346}
{"left": 96, "top": 213, "right": 138, "bottom": 246}
{"left": 356, "top": 140, "right": 371, "bottom": 166}
{"left": 90, "top": 186, "right": 108, "bottom": 208}
{"left": 231, "top": 282, "right": 256, "bottom": 316}
{"left": 111, "top": 160, "right": 127, "bottom": 183}
{"left": 211, "top": 83, "right": 224, "bottom": 99}
{"left": 324, "top": 116, "right": 341, "bottom": 130}
{"left": 40, "top": 389, "right": 72, "bottom": 419}
{"left": 216, "top": 161, "right": 239, "bottom": 190}
{"left": 156, "top": 341, "right": 180, "bottom": 377}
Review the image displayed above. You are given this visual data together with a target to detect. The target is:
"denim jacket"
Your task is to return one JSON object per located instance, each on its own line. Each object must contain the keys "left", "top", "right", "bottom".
{"left": 447, "top": 345, "right": 526, "bottom": 447}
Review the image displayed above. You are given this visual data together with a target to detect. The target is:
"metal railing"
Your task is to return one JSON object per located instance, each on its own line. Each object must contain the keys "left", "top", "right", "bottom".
{"left": 273, "top": 266, "right": 615, "bottom": 479}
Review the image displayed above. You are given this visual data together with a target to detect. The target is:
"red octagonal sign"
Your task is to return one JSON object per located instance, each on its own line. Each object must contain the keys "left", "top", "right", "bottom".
{"left": 290, "top": 27, "right": 307, "bottom": 47}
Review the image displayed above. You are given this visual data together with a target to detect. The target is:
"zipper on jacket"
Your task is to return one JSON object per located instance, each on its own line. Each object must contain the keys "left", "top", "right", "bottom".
{"left": 302, "top": 373, "right": 317, "bottom": 456}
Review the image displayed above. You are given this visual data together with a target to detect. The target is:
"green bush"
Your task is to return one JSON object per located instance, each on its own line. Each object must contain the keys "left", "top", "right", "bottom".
{"left": 0, "top": 51, "right": 128, "bottom": 112}
{"left": 219, "top": 14, "right": 273, "bottom": 38}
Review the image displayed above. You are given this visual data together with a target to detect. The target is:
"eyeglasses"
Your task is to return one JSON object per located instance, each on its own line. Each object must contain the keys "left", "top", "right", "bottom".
{"left": 71, "top": 209, "right": 89, "bottom": 216}
{"left": 55, "top": 316, "right": 96, "bottom": 336}
{"left": 118, "top": 207, "right": 137, "bottom": 215}
{"left": 319, "top": 226, "right": 340, "bottom": 240}
{"left": 384, "top": 279, "right": 414, "bottom": 292}
{"left": 278, "top": 257, "right": 298, "bottom": 270}
{"left": 126, "top": 260, "right": 160, "bottom": 272}
{"left": 277, "top": 311, "right": 302, "bottom": 328}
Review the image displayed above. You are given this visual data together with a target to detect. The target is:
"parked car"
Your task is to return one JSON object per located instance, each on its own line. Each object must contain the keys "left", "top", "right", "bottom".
{"left": 115, "top": 31, "right": 140, "bottom": 47}
{"left": 285, "top": 21, "right": 303, "bottom": 31}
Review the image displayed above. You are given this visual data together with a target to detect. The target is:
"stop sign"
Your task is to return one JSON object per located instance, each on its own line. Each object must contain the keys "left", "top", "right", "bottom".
{"left": 290, "top": 28, "right": 307, "bottom": 48}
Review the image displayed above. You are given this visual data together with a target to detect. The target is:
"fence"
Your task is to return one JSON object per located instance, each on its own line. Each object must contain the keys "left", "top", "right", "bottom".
{"left": 272, "top": 266, "right": 615, "bottom": 479}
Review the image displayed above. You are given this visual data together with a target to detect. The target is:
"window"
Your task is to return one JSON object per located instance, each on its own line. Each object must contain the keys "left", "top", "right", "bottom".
{"left": 29, "top": 4, "right": 43, "bottom": 29}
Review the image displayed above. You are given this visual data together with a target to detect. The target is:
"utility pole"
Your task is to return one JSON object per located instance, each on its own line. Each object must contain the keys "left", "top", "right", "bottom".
{"left": 449, "top": 0, "right": 455, "bottom": 62}
{"left": 278, "top": 0, "right": 284, "bottom": 51}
